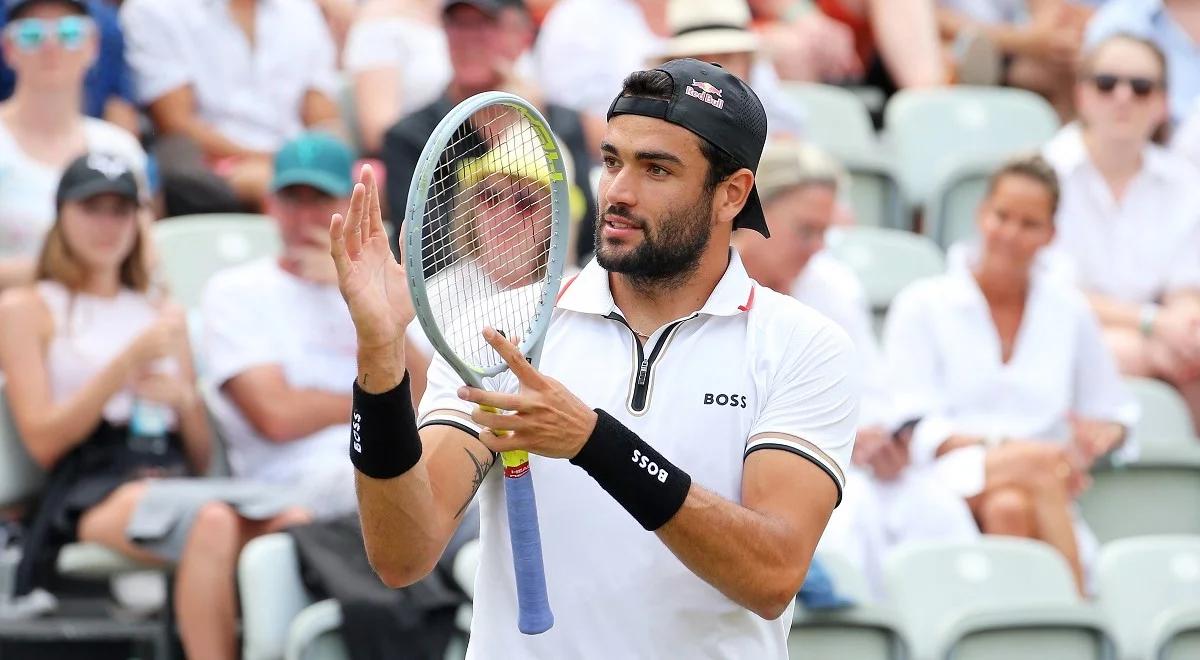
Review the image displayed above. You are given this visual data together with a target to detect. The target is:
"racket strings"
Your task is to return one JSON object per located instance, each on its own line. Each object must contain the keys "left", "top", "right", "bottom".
{"left": 419, "top": 103, "right": 558, "bottom": 370}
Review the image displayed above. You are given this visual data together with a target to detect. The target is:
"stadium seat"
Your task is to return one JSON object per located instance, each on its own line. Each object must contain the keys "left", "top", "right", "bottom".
{"left": 779, "top": 82, "right": 905, "bottom": 229}
{"left": 922, "top": 153, "right": 1007, "bottom": 249}
{"left": 885, "top": 537, "right": 1115, "bottom": 660}
{"left": 883, "top": 87, "right": 1059, "bottom": 210}
{"left": 1097, "top": 535, "right": 1200, "bottom": 660}
{"left": 153, "top": 214, "right": 282, "bottom": 311}
{"left": 1079, "top": 378, "right": 1200, "bottom": 543}
{"left": 825, "top": 227, "right": 945, "bottom": 332}
{"left": 240, "top": 533, "right": 316, "bottom": 660}
{"left": 790, "top": 551, "right": 908, "bottom": 660}
{"left": 241, "top": 533, "right": 473, "bottom": 660}
{"left": 0, "top": 379, "right": 170, "bottom": 657}
{"left": 0, "top": 377, "right": 45, "bottom": 507}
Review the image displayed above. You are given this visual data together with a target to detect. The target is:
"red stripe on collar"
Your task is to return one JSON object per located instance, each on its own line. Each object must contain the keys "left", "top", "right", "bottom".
{"left": 737, "top": 285, "right": 755, "bottom": 312}
{"left": 555, "top": 274, "right": 580, "bottom": 304}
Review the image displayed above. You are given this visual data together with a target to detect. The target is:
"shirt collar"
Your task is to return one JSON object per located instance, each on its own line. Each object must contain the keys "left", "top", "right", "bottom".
{"left": 556, "top": 248, "right": 758, "bottom": 318}
{"left": 944, "top": 241, "right": 1069, "bottom": 308}
{"left": 1044, "top": 121, "right": 1174, "bottom": 181}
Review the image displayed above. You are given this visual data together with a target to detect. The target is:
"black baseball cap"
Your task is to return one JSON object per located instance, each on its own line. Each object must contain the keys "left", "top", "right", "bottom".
{"left": 441, "top": 0, "right": 525, "bottom": 16}
{"left": 56, "top": 152, "right": 140, "bottom": 209}
{"left": 607, "top": 58, "right": 770, "bottom": 237}
{"left": 5, "top": 0, "right": 87, "bottom": 19}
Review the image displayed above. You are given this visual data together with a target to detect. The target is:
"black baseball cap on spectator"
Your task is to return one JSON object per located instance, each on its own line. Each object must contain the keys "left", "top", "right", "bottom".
{"left": 56, "top": 153, "right": 140, "bottom": 210}
{"left": 441, "top": 0, "right": 525, "bottom": 16}
{"left": 607, "top": 58, "right": 771, "bottom": 237}
{"left": 5, "top": 0, "right": 86, "bottom": 19}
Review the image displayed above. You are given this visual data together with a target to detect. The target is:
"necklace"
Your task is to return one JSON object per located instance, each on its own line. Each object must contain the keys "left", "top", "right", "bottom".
{"left": 633, "top": 329, "right": 652, "bottom": 340}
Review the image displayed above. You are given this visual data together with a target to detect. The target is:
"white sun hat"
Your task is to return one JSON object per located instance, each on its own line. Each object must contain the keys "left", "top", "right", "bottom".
{"left": 661, "top": 0, "right": 760, "bottom": 59}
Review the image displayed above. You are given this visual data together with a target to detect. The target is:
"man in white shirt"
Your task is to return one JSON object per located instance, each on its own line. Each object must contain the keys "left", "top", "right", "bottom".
{"left": 1042, "top": 33, "right": 1200, "bottom": 432}
{"left": 202, "top": 132, "right": 427, "bottom": 519}
{"left": 334, "top": 59, "right": 858, "bottom": 658}
{"left": 120, "top": 0, "right": 343, "bottom": 208}
{"left": 734, "top": 139, "right": 977, "bottom": 595}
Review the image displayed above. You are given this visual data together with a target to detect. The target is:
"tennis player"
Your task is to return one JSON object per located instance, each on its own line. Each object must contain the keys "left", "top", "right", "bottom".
{"left": 331, "top": 58, "right": 859, "bottom": 658}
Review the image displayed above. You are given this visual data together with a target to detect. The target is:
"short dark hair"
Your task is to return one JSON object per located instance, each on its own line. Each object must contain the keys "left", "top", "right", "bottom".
{"left": 617, "top": 69, "right": 742, "bottom": 192}
{"left": 986, "top": 154, "right": 1060, "bottom": 215}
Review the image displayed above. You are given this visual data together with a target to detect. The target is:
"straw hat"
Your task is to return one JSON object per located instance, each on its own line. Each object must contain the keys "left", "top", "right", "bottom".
{"left": 662, "top": 0, "right": 759, "bottom": 59}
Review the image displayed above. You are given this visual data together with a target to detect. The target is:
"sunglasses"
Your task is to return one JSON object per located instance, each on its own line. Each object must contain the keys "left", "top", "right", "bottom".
{"left": 1091, "top": 73, "right": 1160, "bottom": 98}
{"left": 4, "top": 16, "right": 93, "bottom": 52}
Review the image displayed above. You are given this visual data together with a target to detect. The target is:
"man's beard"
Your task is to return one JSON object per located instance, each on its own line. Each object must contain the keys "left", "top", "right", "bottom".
{"left": 593, "top": 190, "right": 713, "bottom": 293}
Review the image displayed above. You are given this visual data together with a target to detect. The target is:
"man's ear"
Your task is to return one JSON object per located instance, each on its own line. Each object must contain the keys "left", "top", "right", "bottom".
{"left": 715, "top": 168, "right": 755, "bottom": 227}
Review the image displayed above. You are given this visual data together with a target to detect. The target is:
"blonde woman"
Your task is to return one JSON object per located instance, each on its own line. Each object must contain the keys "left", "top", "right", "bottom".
{"left": 0, "top": 154, "right": 305, "bottom": 660}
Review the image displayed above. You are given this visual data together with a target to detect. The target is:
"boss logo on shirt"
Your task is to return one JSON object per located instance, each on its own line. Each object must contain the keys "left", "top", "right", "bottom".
{"left": 703, "top": 393, "right": 748, "bottom": 408}
{"left": 631, "top": 449, "right": 669, "bottom": 483}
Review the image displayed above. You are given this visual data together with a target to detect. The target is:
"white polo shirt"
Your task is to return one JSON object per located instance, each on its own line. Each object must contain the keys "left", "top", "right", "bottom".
{"left": 417, "top": 250, "right": 859, "bottom": 659}
{"left": 1042, "top": 123, "right": 1200, "bottom": 303}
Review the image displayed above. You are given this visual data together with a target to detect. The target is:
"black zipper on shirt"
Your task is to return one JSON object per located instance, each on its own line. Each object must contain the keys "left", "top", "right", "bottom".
{"left": 605, "top": 312, "right": 696, "bottom": 413}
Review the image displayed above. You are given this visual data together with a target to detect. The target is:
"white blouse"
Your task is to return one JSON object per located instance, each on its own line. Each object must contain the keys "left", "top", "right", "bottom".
{"left": 1042, "top": 123, "right": 1200, "bottom": 304}
{"left": 884, "top": 244, "right": 1139, "bottom": 466}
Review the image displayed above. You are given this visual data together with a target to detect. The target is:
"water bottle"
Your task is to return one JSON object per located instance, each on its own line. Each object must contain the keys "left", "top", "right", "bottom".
{"left": 128, "top": 397, "right": 170, "bottom": 456}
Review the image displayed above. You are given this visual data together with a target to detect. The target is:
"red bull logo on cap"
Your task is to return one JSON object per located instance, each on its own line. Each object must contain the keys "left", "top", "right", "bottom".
{"left": 686, "top": 79, "right": 725, "bottom": 110}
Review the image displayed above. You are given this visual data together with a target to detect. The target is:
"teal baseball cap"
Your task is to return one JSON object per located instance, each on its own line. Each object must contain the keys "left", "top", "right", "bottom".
{"left": 271, "top": 132, "right": 355, "bottom": 197}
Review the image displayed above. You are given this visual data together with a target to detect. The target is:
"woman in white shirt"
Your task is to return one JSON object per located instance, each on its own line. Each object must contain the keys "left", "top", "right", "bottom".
{"left": 885, "top": 155, "right": 1138, "bottom": 593}
{"left": 0, "top": 155, "right": 304, "bottom": 660}
{"left": 0, "top": 0, "right": 146, "bottom": 289}
{"left": 737, "top": 141, "right": 979, "bottom": 596}
{"left": 1042, "top": 33, "right": 1200, "bottom": 434}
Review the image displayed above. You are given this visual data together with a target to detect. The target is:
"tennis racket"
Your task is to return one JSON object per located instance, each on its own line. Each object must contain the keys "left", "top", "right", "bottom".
{"left": 402, "top": 91, "right": 569, "bottom": 635}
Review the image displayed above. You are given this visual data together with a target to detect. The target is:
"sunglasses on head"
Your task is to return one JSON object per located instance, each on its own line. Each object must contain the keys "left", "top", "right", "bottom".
{"left": 4, "top": 16, "right": 93, "bottom": 52}
{"left": 1091, "top": 73, "right": 1160, "bottom": 98}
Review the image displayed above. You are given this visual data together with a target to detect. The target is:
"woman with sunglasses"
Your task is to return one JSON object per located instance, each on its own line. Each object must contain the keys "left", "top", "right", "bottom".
{"left": 0, "top": 154, "right": 308, "bottom": 659}
{"left": 0, "top": 0, "right": 145, "bottom": 291}
{"left": 1043, "top": 33, "right": 1200, "bottom": 434}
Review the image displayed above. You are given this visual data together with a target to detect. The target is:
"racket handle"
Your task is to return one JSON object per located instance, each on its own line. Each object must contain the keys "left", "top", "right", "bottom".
{"left": 501, "top": 450, "right": 554, "bottom": 635}
{"left": 481, "top": 404, "right": 513, "bottom": 436}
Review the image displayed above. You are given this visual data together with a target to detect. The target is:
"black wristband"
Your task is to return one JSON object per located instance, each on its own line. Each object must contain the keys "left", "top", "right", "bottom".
{"left": 350, "top": 373, "right": 422, "bottom": 479}
{"left": 570, "top": 409, "right": 691, "bottom": 531}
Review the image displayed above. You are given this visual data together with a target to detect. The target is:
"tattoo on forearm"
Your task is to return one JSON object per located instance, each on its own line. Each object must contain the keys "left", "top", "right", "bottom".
{"left": 455, "top": 443, "right": 497, "bottom": 518}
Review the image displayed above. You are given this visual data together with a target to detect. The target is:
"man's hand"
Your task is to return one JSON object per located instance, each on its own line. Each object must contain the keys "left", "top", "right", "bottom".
{"left": 457, "top": 327, "right": 598, "bottom": 458}
{"left": 331, "top": 166, "right": 414, "bottom": 391}
{"left": 851, "top": 426, "right": 909, "bottom": 481}
{"left": 286, "top": 224, "right": 339, "bottom": 285}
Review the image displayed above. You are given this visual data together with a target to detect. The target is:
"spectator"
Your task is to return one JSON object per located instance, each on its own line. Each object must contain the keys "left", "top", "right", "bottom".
{"left": 0, "top": 0, "right": 145, "bottom": 290}
{"left": 1087, "top": 0, "right": 1200, "bottom": 123}
{"left": 1042, "top": 34, "right": 1200, "bottom": 432}
{"left": 735, "top": 140, "right": 977, "bottom": 594}
{"left": 0, "top": 153, "right": 305, "bottom": 659}
{"left": 746, "top": 0, "right": 863, "bottom": 82}
{"left": 0, "top": 0, "right": 138, "bottom": 135}
{"left": 936, "top": 0, "right": 1091, "bottom": 120}
{"left": 344, "top": 0, "right": 453, "bottom": 156}
{"left": 383, "top": 0, "right": 596, "bottom": 261}
{"left": 203, "top": 134, "right": 430, "bottom": 521}
{"left": 885, "top": 155, "right": 1138, "bottom": 593}
{"left": 537, "top": 0, "right": 807, "bottom": 139}
{"left": 655, "top": 0, "right": 806, "bottom": 137}
{"left": 1174, "top": 98, "right": 1200, "bottom": 167}
{"left": 120, "top": 0, "right": 344, "bottom": 209}
{"left": 751, "top": 0, "right": 947, "bottom": 92}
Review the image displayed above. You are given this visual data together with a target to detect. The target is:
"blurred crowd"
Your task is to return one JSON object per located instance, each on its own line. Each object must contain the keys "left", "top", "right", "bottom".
{"left": 2, "top": 0, "right": 1200, "bottom": 657}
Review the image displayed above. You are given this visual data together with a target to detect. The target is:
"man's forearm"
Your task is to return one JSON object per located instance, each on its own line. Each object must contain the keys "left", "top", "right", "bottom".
{"left": 655, "top": 485, "right": 815, "bottom": 620}
{"left": 356, "top": 421, "right": 496, "bottom": 587}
